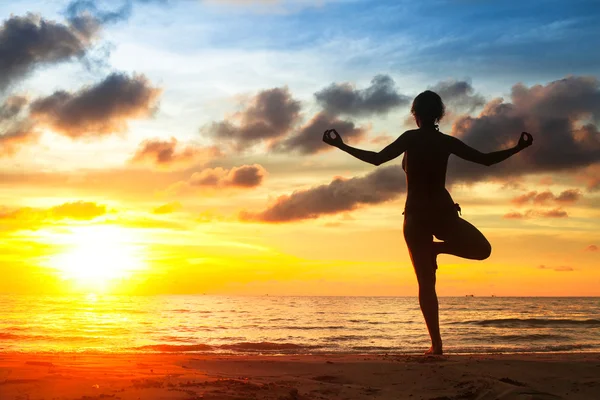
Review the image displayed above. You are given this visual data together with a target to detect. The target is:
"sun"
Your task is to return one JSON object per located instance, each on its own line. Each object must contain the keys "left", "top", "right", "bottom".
{"left": 48, "top": 225, "right": 146, "bottom": 290}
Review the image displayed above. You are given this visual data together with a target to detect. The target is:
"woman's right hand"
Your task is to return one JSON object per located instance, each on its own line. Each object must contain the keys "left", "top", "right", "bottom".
{"left": 323, "top": 129, "right": 344, "bottom": 148}
{"left": 517, "top": 132, "right": 533, "bottom": 150}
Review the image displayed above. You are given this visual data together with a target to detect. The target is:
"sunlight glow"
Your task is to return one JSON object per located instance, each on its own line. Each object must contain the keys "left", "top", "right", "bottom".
{"left": 48, "top": 226, "right": 147, "bottom": 290}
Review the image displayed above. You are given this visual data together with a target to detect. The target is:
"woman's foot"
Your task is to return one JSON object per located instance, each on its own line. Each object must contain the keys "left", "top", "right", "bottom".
{"left": 424, "top": 345, "right": 443, "bottom": 355}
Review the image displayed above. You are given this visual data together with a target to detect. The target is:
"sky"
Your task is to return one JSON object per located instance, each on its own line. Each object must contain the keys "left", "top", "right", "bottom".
{"left": 0, "top": 0, "right": 599, "bottom": 296}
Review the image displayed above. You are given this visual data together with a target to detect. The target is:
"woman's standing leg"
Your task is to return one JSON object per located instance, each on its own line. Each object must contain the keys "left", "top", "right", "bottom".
{"left": 403, "top": 215, "right": 443, "bottom": 355}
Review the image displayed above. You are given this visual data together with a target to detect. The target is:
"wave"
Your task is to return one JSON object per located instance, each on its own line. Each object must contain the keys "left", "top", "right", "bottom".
{"left": 449, "top": 318, "right": 600, "bottom": 327}
{"left": 136, "top": 344, "right": 214, "bottom": 352}
{"left": 218, "top": 342, "right": 318, "bottom": 352}
{"left": 132, "top": 342, "right": 319, "bottom": 354}
{"left": 467, "top": 333, "right": 572, "bottom": 342}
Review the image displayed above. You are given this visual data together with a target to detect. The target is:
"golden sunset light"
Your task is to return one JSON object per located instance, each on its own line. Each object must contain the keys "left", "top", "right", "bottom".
{"left": 46, "top": 225, "right": 147, "bottom": 291}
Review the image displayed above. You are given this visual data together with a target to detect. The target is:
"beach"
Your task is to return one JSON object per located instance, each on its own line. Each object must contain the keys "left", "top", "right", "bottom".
{"left": 1, "top": 352, "right": 599, "bottom": 400}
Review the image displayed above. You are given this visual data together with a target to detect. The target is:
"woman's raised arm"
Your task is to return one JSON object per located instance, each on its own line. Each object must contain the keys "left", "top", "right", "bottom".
{"left": 323, "top": 129, "right": 414, "bottom": 166}
{"left": 448, "top": 132, "right": 533, "bottom": 166}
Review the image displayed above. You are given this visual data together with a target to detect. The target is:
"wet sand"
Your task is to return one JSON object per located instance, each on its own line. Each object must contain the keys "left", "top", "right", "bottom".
{"left": 1, "top": 352, "right": 599, "bottom": 399}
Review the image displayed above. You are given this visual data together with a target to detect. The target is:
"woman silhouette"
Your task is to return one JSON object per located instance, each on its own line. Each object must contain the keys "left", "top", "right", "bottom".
{"left": 323, "top": 90, "right": 533, "bottom": 355}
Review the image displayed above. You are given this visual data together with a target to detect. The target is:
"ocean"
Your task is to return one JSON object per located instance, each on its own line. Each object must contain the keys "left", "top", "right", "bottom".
{"left": 0, "top": 295, "right": 598, "bottom": 354}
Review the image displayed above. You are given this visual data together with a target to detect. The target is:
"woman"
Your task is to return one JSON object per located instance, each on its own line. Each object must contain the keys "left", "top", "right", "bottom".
{"left": 323, "top": 90, "right": 533, "bottom": 355}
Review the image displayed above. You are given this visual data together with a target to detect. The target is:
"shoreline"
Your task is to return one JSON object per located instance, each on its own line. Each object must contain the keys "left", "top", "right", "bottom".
{"left": 1, "top": 352, "right": 598, "bottom": 399}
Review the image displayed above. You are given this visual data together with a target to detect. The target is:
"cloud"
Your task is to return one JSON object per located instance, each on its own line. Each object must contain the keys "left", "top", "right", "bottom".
{"left": 370, "top": 134, "right": 395, "bottom": 145}
{"left": 206, "top": 87, "right": 301, "bottom": 151}
{"left": 585, "top": 244, "right": 598, "bottom": 252}
{"left": 510, "top": 189, "right": 582, "bottom": 206}
{"left": 153, "top": 202, "right": 181, "bottom": 214}
{"left": 0, "top": 96, "right": 39, "bottom": 156}
{"left": 131, "top": 137, "right": 220, "bottom": 168}
{"left": 314, "top": 74, "right": 410, "bottom": 117}
{"left": 275, "top": 112, "right": 368, "bottom": 154}
{"left": 64, "top": 0, "right": 168, "bottom": 33}
{"left": 555, "top": 189, "right": 582, "bottom": 204}
{"left": 29, "top": 72, "right": 161, "bottom": 138}
{"left": 0, "top": 96, "right": 28, "bottom": 120}
{"left": 503, "top": 211, "right": 524, "bottom": 220}
{"left": 537, "top": 265, "right": 574, "bottom": 272}
{"left": 503, "top": 208, "right": 568, "bottom": 219}
{"left": 0, "top": 13, "right": 95, "bottom": 93}
{"left": 448, "top": 76, "right": 600, "bottom": 184}
{"left": 49, "top": 201, "right": 107, "bottom": 220}
{"left": 0, "top": 201, "right": 108, "bottom": 231}
{"left": 0, "top": 123, "right": 39, "bottom": 156}
{"left": 167, "top": 164, "right": 267, "bottom": 195}
{"left": 576, "top": 165, "right": 600, "bottom": 191}
{"left": 240, "top": 165, "right": 405, "bottom": 223}
{"left": 65, "top": 0, "right": 133, "bottom": 28}
{"left": 429, "top": 79, "right": 485, "bottom": 113}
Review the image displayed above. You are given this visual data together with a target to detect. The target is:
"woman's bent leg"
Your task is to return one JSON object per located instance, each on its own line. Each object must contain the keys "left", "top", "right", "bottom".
{"left": 433, "top": 217, "right": 491, "bottom": 261}
{"left": 403, "top": 215, "right": 443, "bottom": 355}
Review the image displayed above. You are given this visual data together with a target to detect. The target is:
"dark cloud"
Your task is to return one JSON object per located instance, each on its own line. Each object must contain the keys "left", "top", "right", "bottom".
{"left": 585, "top": 244, "right": 598, "bottom": 252}
{"left": 65, "top": 0, "right": 133, "bottom": 29}
{"left": 167, "top": 164, "right": 267, "bottom": 195}
{"left": 314, "top": 74, "right": 410, "bottom": 117}
{"left": 207, "top": 87, "right": 301, "bottom": 151}
{"left": 275, "top": 112, "right": 367, "bottom": 155}
{"left": 0, "top": 13, "right": 95, "bottom": 93}
{"left": 510, "top": 189, "right": 582, "bottom": 207}
{"left": 430, "top": 79, "right": 485, "bottom": 113}
{"left": 0, "top": 96, "right": 28, "bottom": 120}
{"left": 240, "top": 165, "right": 405, "bottom": 223}
{"left": 448, "top": 76, "right": 600, "bottom": 184}
{"left": 538, "top": 265, "right": 574, "bottom": 272}
{"left": 29, "top": 72, "right": 161, "bottom": 138}
{"left": 131, "top": 137, "right": 220, "bottom": 168}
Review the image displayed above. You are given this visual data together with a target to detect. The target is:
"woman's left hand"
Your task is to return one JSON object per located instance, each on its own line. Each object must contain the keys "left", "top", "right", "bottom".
{"left": 323, "top": 129, "right": 344, "bottom": 148}
{"left": 517, "top": 132, "right": 533, "bottom": 150}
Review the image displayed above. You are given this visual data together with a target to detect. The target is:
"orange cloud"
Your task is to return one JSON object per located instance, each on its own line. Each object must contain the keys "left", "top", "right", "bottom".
{"left": 538, "top": 265, "right": 574, "bottom": 272}
{"left": 167, "top": 164, "right": 267, "bottom": 195}
{"left": 503, "top": 208, "right": 568, "bottom": 219}
{"left": 511, "top": 189, "right": 582, "bottom": 207}
{"left": 131, "top": 137, "right": 220, "bottom": 168}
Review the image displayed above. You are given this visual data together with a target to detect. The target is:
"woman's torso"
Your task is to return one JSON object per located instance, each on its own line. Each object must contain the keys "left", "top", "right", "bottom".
{"left": 402, "top": 128, "right": 456, "bottom": 216}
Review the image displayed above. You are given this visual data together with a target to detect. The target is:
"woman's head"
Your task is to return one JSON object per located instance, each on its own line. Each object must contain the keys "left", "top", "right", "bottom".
{"left": 411, "top": 90, "right": 445, "bottom": 127}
